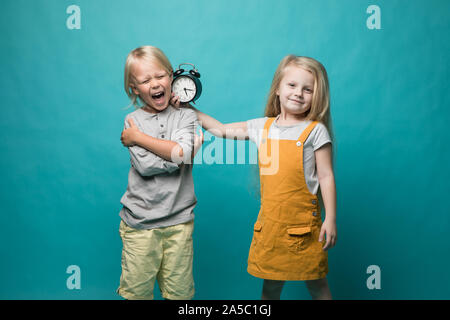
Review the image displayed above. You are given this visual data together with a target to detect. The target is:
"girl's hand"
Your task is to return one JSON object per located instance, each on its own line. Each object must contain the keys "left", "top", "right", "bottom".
{"left": 319, "top": 219, "right": 337, "bottom": 251}
{"left": 121, "top": 118, "right": 141, "bottom": 147}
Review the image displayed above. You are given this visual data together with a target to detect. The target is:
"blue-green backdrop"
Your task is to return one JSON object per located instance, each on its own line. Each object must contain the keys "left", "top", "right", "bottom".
{"left": 1, "top": 0, "right": 449, "bottom": 299}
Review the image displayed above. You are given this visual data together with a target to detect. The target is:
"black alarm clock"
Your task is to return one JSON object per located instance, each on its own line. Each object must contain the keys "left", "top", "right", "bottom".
{"left": 172, "top": 63, "right": 202, "bottom": 103}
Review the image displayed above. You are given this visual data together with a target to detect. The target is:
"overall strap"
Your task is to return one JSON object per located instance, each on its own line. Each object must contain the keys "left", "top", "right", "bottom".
{"left": 297, "top": 121, "right": 318, "bottom": 144}
{"left": 262, "top": 117, "right": 276, "bottom": 142}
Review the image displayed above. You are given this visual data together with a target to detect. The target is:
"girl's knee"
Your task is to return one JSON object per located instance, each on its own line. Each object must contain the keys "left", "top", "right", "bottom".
{"left": 262, "top": 279, "right": 285, "bottom": 300}
{"left": 263, "top": 279, "right": 285, "bottom": 290}
{"left": 305, "top": 278, "right": 328, "bottom": 290}
{"left": 305, "top": 278, "right": 332, "bottom": 300}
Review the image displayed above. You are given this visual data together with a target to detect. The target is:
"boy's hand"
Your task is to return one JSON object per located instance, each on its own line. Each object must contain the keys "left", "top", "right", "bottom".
{"left": 121, "top": 118, "right": 141, "bottom": 147}
{"left": 170, "top": 92, "right": 181, "bottom": 108}
{"left": 170, "top": 92, "right": 193, "bottom": 109}
{"left": 319, "top": 219, "right": 337, "bottom": 251}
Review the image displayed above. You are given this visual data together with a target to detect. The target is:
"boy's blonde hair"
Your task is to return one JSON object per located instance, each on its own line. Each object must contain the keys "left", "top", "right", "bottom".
{"left": 264, "top": 55, "right": 333, "bottom": 141}
{"left": 124, "top": 46, "right": 173, "bottom": 108}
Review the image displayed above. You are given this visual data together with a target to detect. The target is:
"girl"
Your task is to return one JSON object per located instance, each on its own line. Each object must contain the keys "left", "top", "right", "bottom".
{"left": 174, "top": 55, "right": 337, "bottom": 300}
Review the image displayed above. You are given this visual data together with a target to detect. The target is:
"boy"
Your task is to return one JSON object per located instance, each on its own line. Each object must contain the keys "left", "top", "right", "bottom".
{"left": 117, "top": 46, "right": 201, "bottom": 300}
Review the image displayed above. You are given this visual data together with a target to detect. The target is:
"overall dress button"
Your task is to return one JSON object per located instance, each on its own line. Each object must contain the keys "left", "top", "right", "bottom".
{"left": 296, "top": 141, "right": 302, "bottom": 147}
{"left": 312, "top": 211, "right": 317, "bottom": 217}
{"left": 312, "top": 200, "right": 317, "bottom": 205}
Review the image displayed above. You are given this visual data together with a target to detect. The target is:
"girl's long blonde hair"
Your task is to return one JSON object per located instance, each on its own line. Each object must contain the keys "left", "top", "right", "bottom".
{"left": 124, "top": 46, "right": 173, "bottom": 109}
{"left": 264, "top": 55, "right": 334, "bottom": 142}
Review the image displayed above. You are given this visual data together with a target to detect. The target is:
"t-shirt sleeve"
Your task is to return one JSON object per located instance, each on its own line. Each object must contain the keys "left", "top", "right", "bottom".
{"left": 246, "top": 117, "right": 268, "bottom": 146}
{"left": 311, "top": 122, "right": 332, "bottom": 151}
{"left": 171, "top": 108, "right": 198, "bottom": 163}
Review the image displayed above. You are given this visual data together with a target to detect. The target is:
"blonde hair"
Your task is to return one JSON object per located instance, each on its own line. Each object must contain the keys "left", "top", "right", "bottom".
{"left": 124, "top": 46, "right": 173, "bottom": 108}
{"left": 264, "top": 55, "right": 333, "bottom": 142}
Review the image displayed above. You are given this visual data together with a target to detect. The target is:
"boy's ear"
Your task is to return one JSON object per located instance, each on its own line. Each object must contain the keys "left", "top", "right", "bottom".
{"left": 130, "top": 84, "right": 139, "bottom": 95}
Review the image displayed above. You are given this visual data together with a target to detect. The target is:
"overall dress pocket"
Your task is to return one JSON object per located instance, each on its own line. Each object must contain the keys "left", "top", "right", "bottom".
{"left": 285, "top": 226, "right": 312, "bottom": 253}
{"left": 251, "top": 220, "right": 278, "bottom": 250}
{"left": 252, "top": 221, "right": 262, "bottom": 247}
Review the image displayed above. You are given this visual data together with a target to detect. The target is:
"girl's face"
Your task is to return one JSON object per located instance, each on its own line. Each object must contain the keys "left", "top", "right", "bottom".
{"left": 277, "top": 65, "right": 315, "bottom": 118}
{"left": 131, "top": 59, "right": 172, "bottom": 113}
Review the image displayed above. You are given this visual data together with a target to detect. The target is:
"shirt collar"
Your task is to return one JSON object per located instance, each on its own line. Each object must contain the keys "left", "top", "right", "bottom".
{"left": 139, "top": 104, "right": 174, "bottom": 119}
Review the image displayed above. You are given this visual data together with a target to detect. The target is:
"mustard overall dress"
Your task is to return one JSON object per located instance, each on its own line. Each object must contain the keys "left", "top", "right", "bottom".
{"left": 247, "top": 118, "right": 328, "bottom": 281}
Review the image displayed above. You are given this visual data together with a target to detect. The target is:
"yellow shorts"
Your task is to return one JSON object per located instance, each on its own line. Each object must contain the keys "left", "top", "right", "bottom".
{"left": 117, "top": 220, "right": 194, "bottom": 300}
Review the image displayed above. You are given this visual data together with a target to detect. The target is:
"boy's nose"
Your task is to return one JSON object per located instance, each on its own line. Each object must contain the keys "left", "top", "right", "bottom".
{"left": 148, "top": 78, "right": 161, "bottom": 88}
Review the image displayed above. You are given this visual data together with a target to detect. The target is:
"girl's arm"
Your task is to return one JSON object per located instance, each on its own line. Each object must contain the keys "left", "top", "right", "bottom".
{"left": 315, "top": 143, "right": 337, "bottom": 251}
{"left": 168, "top": 91, "right": 249, "bottom": 140}
{"left": 187, "top": 106, "right": 249, "bottom": 140}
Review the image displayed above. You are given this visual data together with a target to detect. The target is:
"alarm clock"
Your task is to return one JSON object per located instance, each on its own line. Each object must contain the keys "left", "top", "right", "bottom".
{"left": 172, "top": 63, "right": 202, "bottom": 103}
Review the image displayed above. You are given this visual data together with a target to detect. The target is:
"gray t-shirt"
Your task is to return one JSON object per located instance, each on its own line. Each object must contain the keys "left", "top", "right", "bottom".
{"left": 247, "top": 116, "right": 332, "bottom": 195}
{"left": 120, "top": 105, "right": 198, "bottom": 230}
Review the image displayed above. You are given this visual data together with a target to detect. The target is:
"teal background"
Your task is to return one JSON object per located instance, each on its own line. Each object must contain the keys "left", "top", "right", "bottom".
{"left": 1, "top": 0, "right": 449, "bottom": 299}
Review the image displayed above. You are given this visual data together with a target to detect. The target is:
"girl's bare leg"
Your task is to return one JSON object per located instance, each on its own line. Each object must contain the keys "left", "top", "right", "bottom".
{"left": 305, "top": 277, "right": 332, "bottom": 300}
{"left": 262, "top": 279, "right": 285, "bottom": 300}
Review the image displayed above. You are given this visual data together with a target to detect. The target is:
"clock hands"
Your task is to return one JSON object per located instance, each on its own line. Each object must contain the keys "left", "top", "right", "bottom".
{"left": 183, "top": 88, "right": 194, "bottom": 97}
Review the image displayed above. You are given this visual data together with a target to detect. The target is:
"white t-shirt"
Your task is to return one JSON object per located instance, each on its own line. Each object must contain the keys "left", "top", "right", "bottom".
{"left": 246, "top": 116, "right": 332, "bottom": 195}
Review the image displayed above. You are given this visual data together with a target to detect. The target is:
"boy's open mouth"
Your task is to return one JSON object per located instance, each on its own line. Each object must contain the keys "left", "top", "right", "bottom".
{"left": 152, "top": 91, "right": 165, "bottom": 99}
{"left": 150, "top": 91, "right": 166, "bottom": 107}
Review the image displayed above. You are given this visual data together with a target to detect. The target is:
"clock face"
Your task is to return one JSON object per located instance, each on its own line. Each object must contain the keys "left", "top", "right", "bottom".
{"left": 172, "top": 75, "right": 197, "bottom": 103}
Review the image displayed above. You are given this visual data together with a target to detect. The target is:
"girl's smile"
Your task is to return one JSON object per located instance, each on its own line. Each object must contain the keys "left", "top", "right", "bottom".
{"left": 288, "top": 97, "right": 304, "bottom": 104}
